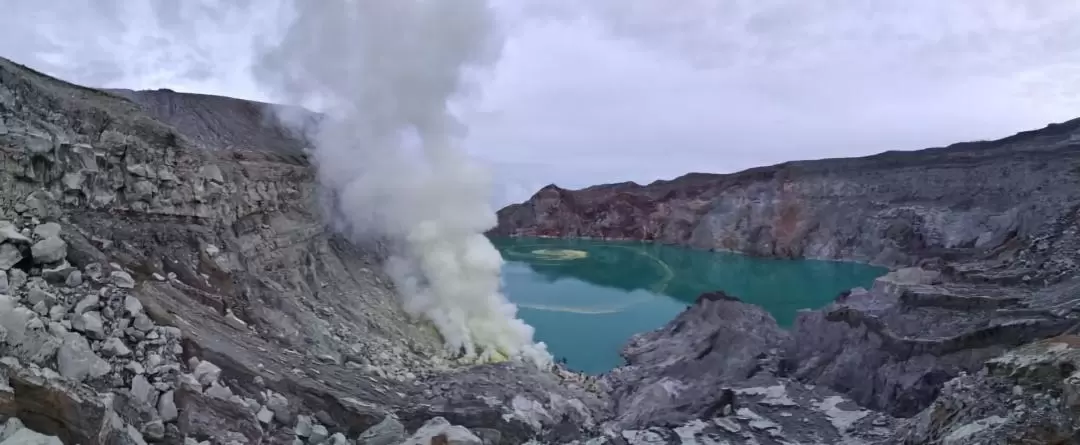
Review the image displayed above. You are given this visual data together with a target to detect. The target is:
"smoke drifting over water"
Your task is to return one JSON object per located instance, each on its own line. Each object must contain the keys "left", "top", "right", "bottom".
{"left": 254, "top": 0, "right": 550, "bottom": 366}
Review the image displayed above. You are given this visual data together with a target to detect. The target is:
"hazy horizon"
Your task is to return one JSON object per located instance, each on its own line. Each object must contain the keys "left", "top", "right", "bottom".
{"left": 4, "top": 0, "right": 1079, "bottom": 205}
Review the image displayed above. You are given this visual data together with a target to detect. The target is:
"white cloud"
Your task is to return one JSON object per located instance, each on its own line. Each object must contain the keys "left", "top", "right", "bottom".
{"left": 3, "top": 0, "right": 1080, "bottom": 204}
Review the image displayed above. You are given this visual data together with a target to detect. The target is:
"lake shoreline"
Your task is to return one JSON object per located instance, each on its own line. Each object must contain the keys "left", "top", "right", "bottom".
{"left": 493, "top": 236, "right": 886, "bottom": 374}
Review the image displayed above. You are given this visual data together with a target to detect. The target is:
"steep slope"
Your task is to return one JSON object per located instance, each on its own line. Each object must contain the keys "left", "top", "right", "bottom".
{"left": 0, "top": 56, "right": 604, "bottom": 444}
{"left": 494, "top": 125, "right": 1080, "bottom": 281}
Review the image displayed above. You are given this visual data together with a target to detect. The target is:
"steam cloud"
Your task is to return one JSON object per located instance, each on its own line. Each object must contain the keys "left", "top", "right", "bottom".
{"left": 254, "top": 0, "right": 550, "bottom": 366}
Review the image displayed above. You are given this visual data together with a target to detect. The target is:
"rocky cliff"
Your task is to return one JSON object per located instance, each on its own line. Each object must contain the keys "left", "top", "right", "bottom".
{"left": 0, "top": 56, "right": 604, "bottom": 444}
{"left": 493, "top": 126, "right": 1080, "bottom": 280}
{"left": 494, "top": 95, "right": 1080, "bottom": 441}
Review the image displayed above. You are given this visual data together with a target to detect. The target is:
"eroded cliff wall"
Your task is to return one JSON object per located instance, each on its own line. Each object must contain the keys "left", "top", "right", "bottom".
{"left": 494, "top": 127, "right": 1080, "bottom": 282}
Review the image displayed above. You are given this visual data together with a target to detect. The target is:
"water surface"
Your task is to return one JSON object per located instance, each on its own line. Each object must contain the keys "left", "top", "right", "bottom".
{"left": 492, "top": 237, "right": 885, "bottom": 374}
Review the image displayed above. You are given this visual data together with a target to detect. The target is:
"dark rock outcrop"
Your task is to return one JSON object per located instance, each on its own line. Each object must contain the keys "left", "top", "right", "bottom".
{"left": 599, "top": 293, "right": 898, "bottom": 444}
{"left": 890, "top": 335, "right": 1080, "bottom": 444}
{"left": 787, "top": 268, "right": 1080, "bottom": 417}
{"left": 598, "top": 290, "right": 1080, "bottom": 444}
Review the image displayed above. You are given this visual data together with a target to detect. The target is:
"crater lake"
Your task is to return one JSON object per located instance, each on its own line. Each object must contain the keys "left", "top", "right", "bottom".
{"left": 491, "top": 237, "right": 886, "bottom": 374}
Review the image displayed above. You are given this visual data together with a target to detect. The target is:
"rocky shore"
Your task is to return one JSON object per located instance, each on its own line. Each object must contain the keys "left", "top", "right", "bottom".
{"left": 3, "top": 51, "right": 1080, "bottom": 444}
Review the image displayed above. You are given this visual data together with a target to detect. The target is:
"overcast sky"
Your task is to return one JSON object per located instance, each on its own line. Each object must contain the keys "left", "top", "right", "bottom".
{"left": 3, "top": 0, "right": 1080, "bottom": 204}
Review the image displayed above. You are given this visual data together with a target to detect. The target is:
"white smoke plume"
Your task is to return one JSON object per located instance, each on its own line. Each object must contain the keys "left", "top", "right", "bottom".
{"left": 253, "top": 0, "right": 550, "bottom": 367}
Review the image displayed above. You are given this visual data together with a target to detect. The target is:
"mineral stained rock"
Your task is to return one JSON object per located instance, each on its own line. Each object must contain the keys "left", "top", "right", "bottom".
{"left": 493, "top": 87, "right": 1080, "bottom": 441}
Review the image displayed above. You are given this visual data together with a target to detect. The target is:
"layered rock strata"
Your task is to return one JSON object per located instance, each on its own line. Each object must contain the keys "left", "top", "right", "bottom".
{"left": 0, "top": 56, "right": 603, "bottom": 444}
{"left": 494, "top": 97, "right": 1080, "bottom": 439}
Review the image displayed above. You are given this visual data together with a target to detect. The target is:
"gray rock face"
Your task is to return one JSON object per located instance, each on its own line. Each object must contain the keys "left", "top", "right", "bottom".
{"left": 599, "top": 293, "right": 898, "bottom": 444}
{"left": 786, "top": 270, "right": 1080, "bottom": 417}
{"left": 603, "top": 291, "right": 789, "bottom": 429}
{"left": 0, "top": 56, "right": 605, "bottom": 444}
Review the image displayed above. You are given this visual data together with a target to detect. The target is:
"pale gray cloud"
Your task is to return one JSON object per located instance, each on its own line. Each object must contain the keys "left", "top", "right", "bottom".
{"left": 3, "top": 1, "right": 1080, "bottom": 204}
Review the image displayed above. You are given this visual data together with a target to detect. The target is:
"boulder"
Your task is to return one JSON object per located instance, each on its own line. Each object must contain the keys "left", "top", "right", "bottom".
{"left": 176, "top": 387, "right": 263, "bottom": 444}
{"left": 0, "top": 244, "right": 22, "bottom": 271}
{"left": 56, "top": 333, "right": 110, "bottom": 382}
{"left": 0, "top": 357, "right": 119, "bottom": 444}
{"left": 402, "top": 417, "right": 481, "bottom": 445}
{"left": 30, "top": 237, "right": 66, "bottom": 264}
{"left": 31, "top": 223, "right": 61, "bottom": 240}
{"left": 0, "top": 222, "right": 30, "bottom": 245}
{"left": 111, "top": 271, "right": 135, "bottom": 289}
{"left": 357, "top": 415, "right": 406, "bottom": 445}
{"left": 71, "top": 312, "right": 105, "bottom": 340}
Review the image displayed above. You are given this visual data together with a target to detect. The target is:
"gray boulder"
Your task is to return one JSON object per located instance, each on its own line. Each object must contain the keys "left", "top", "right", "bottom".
{"left": 56, "top": 333, "right": 110, "bottom": 381}
{"left": 71, "top": 311, "right": 105, "bottom": 339}
{"left": 402, "top": 417, "right": 481, "bottom": 445}
{"left": 357, "top": 415, "right": 405, "bottom": 445}
{"left": 0, "top": 222, "right": 30, "bottom": 245}
{"left": 0, "top": 244, "right": 22, "bottom": 270}
{"left": 111, "top": 271, "right": 136, "bottom": 289}
{"left": 32, "top": 223, "right": 61, "bottom": 240}
{"left": 30, "top": 236, "right": 66, "bottom": 264}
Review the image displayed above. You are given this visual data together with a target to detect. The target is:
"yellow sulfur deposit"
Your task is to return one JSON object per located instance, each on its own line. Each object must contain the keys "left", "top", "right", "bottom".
{"left": 530, "top": 249, "right": 588, "bottom": 260}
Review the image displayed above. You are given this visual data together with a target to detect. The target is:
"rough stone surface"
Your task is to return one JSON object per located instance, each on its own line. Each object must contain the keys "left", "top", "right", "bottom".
{"left": 597, "top": 293, "right": 898, "bottom": 444}
{"left": 890, "top": 336, "right": 1080, "bottom": 444}
{"left": 357, "top": 415, "right": 406, "bottom": 445}
{"left": 402, "top": 417, "right": 483, "bottom": 445}
{"left": 110, "top": 271, "right": 135, "bottom": 289}
{"left": 0, "top": 245, "right": 22, "bottom": 271}
{"left": 3, "top": 53, "right": 1080, "bottom": 444}
{"left": 56, "top": 333, "right": 110, "bottom": 382}
{"left": 32, "top": 223, "right": 61, "bottom": 240}
{"left": 191, "top": 361, "right": 221, "bottom": 387}
{"left": 0, "top": 427, "right": 64, "bottom": 445}
{"left": 30, "top": 237, "right": 66, "bottom": 264}
{"left": 158, "top": 390, "right": 178, "bottom": 423}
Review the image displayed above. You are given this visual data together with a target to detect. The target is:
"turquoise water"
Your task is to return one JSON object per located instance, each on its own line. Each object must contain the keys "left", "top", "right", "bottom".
{"left": 491, "top": 237, "right": 886, "bottom": 374}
